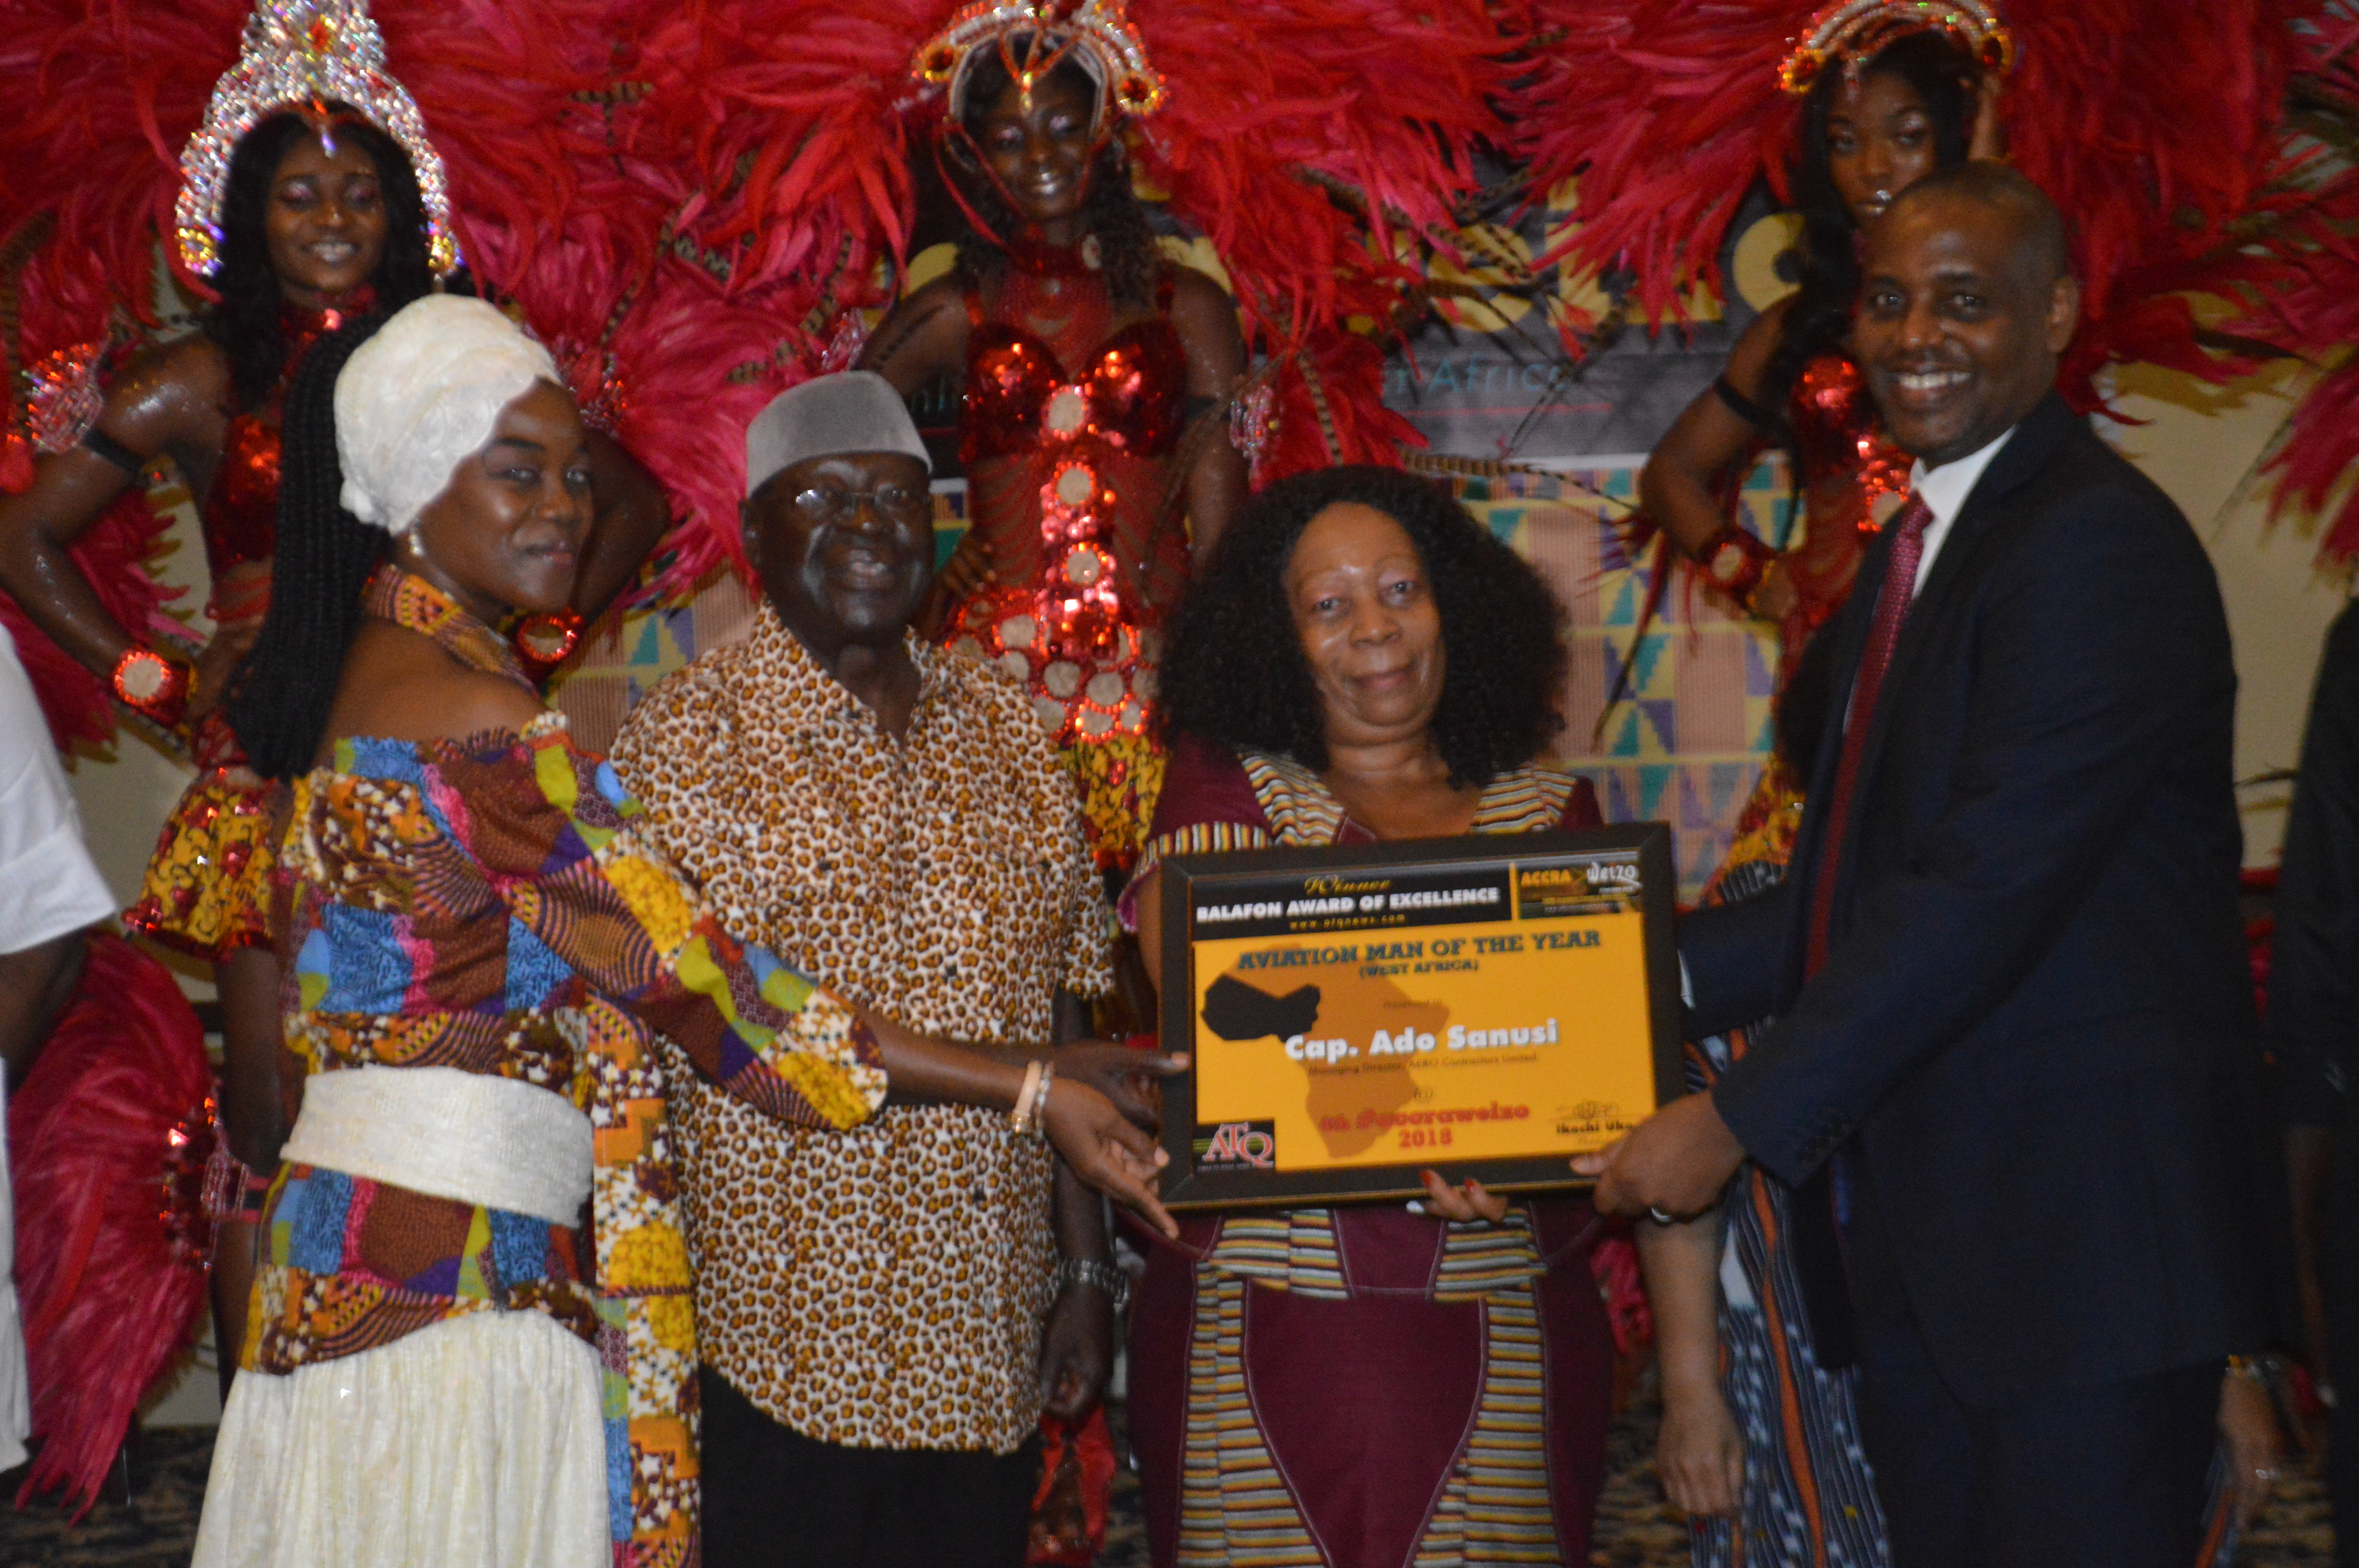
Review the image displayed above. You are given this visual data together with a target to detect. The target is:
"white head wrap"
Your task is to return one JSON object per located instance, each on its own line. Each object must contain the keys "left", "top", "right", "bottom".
{"left": 334, "top": 294, "right": 560, "bottom": 534}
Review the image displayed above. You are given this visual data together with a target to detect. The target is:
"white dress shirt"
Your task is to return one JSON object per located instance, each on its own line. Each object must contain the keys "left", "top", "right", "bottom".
{"left": 1903, "top": 422, "right": 2018, "bottom": 599}
{"left": 0, "top": 627, "right": 114, "bottom": 955}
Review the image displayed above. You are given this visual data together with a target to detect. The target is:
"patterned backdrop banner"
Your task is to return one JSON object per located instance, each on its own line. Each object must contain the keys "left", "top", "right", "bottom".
{"left": 1440, "top": 460, "right": 1788, "bottom": 902}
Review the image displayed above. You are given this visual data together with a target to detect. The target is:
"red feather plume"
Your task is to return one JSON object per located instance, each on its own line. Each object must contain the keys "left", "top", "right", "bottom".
{"left": 619, "top": 0, "right": 1509, "bottom": 573}
{"left": 1505, "top": 0, "right": 2317, "bottom": 405}
{"left": 2226, "top": 13, "right": 2359, "bottom": 566}
{"left": 9, "top": 933, "right": 214, "bottom": 1518}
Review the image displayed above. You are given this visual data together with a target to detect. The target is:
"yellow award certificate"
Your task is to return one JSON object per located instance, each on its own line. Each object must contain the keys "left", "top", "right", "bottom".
{"left": 1155, "top": 825, "right": 1681, "bottom": 1207}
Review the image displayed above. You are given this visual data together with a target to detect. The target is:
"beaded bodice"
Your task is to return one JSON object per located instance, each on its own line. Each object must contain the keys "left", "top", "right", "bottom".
{"left": 1786, "top": 350, "right": 1912, "bottom": 502}
{"left": 960, "top": 268, "right": 1187, "bottom": 467}
{"left": 945, "top": 253, "right": 1194, "bottom": 761}
{"left": 199, "top": 292, "right": 372, "bottom": 618}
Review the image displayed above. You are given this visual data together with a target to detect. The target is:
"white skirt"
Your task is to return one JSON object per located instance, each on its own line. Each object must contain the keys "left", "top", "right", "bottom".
{"left": 192, "top": 1308, "right": 609, "bottom": 1568}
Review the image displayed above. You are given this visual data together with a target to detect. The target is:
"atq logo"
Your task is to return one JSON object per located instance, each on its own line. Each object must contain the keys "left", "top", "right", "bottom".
{"left": 1198, "top": 1121, "right": 1277, "bottom": 1170}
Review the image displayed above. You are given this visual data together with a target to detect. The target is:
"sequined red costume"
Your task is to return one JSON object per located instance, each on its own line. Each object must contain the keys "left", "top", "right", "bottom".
{"left": 942, "top": 253, "right": 1192, "bottom": 868}
{"left": 122, "top": 296, "right": 362, "bottom": 958}
{"left": 1775, "top": 348, "right": 1912, "bottom": 673}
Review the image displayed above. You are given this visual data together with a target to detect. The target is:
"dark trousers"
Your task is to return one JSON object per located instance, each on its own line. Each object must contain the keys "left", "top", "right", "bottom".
{"left": 1851, "top": 1312, "right": 2219, "bottom": 1568}
{"left": 698, "top": 1365, "right": 1040, "bottom": 1568}
{"left": 2331, "top": 1397, "right": 2359, "bottom": 1568}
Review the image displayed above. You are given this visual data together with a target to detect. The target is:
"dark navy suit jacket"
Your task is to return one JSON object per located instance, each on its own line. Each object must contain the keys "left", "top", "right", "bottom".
{"left": 1683, "top": 391, "right": 2270, "bottom": 1405}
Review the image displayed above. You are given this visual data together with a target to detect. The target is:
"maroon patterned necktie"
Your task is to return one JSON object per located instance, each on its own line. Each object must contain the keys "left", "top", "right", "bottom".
{"left": 1805, "top": 494, "right": 1936, "bottom": 978}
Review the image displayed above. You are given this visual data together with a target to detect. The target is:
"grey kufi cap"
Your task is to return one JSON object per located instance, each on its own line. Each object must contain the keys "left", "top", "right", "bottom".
{"left": 744, "top": 371, "right": 931, "bottom": 499}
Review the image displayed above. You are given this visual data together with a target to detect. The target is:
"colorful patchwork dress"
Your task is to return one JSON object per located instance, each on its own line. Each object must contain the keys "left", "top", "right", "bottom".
{"left": 1117, "top": 734, "right": 1618, "bottom": 1567}
{"left": 191, "top": 568, "right": 888, "bottom": 1568}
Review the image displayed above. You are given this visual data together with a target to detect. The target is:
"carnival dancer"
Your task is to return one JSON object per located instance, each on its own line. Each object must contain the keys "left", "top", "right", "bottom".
{"left": 1121, "top": 466, "right": 1618, "bottom": 1565}
{"left": 1639, "top": 28, "right": 1996, "bottom": 680}
{"left": 189, "top": 294, "right": 1175, "bottom": 1568}
{"left": 1511, "top": 1, "right": 2303, "bottom": 1557}
{"left": 859, "top": 13, "right": 1247, "bottom": 871}
{"left": 0, "top": 0, "right": 675, "bottom": 1431}
{"left": 0, "top": 0, "right": 460, "bottom": 1488}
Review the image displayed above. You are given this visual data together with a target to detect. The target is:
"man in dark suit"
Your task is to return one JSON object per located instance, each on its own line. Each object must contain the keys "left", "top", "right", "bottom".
{"left": 1580, "top": 164, "right": 2269, "bottom": 1563}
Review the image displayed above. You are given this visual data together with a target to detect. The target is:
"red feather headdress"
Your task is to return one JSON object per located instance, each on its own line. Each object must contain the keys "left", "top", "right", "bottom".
{"left": 2226, "top": 13, "right": 2359, "bottom": 566}
{"left": 1505, "top": 0, "right": 2317, "bottom": 403}
{"left": 0, "top": 0, "right": 702, "bottom": 735}
{"left": 8, "top": 935, "right": 214, "bottom": 1518}
{"left": 622, "top": 0, "right": 1510, "bottom": 542}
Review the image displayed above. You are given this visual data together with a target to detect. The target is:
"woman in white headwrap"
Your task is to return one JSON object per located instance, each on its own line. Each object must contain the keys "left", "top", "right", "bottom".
{"left": 193, "top": 296, "right": 1177, "bottom": 1568}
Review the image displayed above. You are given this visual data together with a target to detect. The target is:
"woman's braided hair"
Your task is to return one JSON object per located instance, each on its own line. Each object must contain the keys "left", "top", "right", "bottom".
{"left": 1156, "top": 465, "right": 1568, "bottom": 788}
{"left": 224, "top": 313, "right": 390, "bottom": 780}
{"left": 205, "top": 110, "right": 437, "bottom": 414}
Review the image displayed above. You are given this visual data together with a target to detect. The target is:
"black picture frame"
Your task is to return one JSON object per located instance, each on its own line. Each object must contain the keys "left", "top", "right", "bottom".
{"left": 1154, "top": 823, "right": 1682, "bottom": 1209}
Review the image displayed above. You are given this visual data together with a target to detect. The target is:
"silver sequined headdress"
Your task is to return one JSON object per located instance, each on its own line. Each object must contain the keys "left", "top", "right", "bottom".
{"left": 174, "top": 0, "right": 457, "bottom": 279}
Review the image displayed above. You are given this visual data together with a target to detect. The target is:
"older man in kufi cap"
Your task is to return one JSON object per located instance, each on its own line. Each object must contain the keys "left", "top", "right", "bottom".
{"left": 608, "top": 372, "right": 1132, "bottom": 1568}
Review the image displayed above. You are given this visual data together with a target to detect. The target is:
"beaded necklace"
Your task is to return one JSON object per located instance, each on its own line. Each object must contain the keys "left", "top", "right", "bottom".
{"left": 357, "top": 564, "right": 536, "bottom": 693}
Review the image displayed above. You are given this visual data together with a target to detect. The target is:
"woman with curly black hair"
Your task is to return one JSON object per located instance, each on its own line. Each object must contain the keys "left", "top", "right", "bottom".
{"left": 861, "top": 36, "right": 1247, "bottom": 871}
{"left": 1117, "top": 464, "right": 1617, "bottom": 1565}
{"left": 1154, "top": 463, "right": 1569, "bottom": 792}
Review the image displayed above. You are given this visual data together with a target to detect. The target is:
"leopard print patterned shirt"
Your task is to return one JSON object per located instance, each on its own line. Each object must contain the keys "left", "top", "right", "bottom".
{"left": 611, "top": 606, "right": 1114, "bottom": 1453}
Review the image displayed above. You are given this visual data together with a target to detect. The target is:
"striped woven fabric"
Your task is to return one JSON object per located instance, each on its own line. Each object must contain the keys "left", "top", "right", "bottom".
{"left": 1174, "top": 1274, "right": 1568, "bottom": 1566}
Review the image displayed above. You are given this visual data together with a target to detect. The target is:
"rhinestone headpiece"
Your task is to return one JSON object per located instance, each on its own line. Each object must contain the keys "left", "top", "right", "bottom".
{"left": 1780, "top": 0, "right": 2015, "bottom": 96}
{"left": 175, "top": 0, "right": 457, "bottom": 279}
{"left": 912, "top": 0, "right": 1165, "bottom": 126}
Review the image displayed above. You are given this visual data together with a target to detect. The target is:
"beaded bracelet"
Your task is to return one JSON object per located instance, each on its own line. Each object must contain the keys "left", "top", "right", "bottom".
{"left": 112, "top": 645, "right": 194, "bottom": 731}
{"left": 1696, "top": 525, "right": 1778, "bottom": 610}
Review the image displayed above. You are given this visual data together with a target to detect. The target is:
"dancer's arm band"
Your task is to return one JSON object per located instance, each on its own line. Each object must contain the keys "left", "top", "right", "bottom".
{"left": 80, "top": 428, "right": 149, "bottom": 479}
{"left": 1711, "top": 375, "right": 1776, "bottom": 430}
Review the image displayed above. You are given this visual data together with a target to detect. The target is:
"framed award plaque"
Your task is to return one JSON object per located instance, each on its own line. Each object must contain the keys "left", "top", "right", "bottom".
{"left": 1153, "top": 824, "right": 1681, "bottom": 1208}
